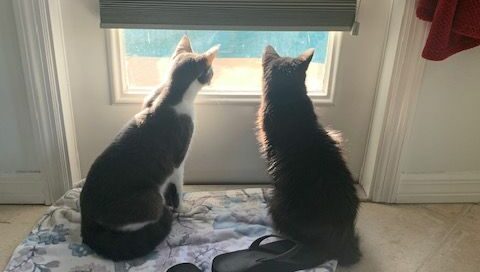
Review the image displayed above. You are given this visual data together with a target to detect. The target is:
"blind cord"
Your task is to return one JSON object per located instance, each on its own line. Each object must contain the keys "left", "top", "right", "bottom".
{"left": 351, "top": 0, "right": 362, "bottom": 35}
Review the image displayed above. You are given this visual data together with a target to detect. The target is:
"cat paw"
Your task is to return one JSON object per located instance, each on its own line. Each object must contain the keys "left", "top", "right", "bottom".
{"left": 175, "top": 202, "right": 193, "bottom": 214}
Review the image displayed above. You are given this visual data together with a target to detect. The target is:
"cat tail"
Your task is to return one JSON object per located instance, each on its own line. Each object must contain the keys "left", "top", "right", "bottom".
{"left": 336, "top": 231, "right": 362, "bottom": 266}
{"left": 81, "top": 206, "right": 172, "bottom": 261}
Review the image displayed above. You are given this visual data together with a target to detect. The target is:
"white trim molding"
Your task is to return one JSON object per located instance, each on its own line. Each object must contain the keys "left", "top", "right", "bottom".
{"left": 0, "top": 173, "right": 45, "bottom": 204}
{"left": 397, "top": 172, "right": 480, "bottom": 203}
{"left": 106, "top": 30, "right": 341, "bottom": 105}
{"left": 13, "top": 0, "right": 81, "bottom": 203}
{"left": 360, "top": 0, "right": 429, "bottom": 202}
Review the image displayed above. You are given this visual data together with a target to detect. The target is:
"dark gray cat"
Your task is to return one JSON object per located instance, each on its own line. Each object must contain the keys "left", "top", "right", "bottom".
{"left": 80, "top": 36, "right": 219, "bottom": 261}
{"left": 257, "top": 46, "right": 361, "bottom": 266}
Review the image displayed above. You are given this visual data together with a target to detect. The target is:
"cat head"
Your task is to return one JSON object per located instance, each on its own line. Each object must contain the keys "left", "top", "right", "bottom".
{"left": 170, "top": 35, "right": 219, "bottom": 85}
{"left": 141, "top": 36, "right": 219, "bottom": 111}
{"left": 143, "top": 36, "right": 219, "bottom": 108}
{"left": 262, "top": 45, "right": 314, "bottom": 95}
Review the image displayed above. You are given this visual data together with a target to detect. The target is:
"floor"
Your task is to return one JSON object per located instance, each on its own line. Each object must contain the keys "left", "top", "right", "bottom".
{"left": 0, "top": 205, "right": 49, "bottom": 271}
{"left": 1, "top": 189, "right": 479, "bottom": 271}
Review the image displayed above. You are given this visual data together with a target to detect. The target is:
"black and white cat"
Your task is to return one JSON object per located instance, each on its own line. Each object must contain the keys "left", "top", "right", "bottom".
{"left": 257, "top": 46, "right": 361, "bottom": 266}
{"left": 80, "top": 36, "right": 219, "bottom": 261}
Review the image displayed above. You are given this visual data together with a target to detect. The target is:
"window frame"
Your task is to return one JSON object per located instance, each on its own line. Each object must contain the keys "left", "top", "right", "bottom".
{"left": 106, "top": 29, "right": 341, "bottom": 105}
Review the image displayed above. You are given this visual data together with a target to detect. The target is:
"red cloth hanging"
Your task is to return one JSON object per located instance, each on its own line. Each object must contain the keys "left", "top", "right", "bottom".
{"left": 416, "top": 0, "right": 480, "bottom": 61}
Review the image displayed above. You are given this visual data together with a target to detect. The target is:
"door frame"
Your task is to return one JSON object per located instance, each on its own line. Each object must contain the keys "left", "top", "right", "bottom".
{"left": 13, "top": 0, "right": 81, "bottom": 204}
{"left": 13, "top": 0, "right": 428, "bottom": 203}
{"left": 359, "top": 0, "right": 429, "bottom": 202}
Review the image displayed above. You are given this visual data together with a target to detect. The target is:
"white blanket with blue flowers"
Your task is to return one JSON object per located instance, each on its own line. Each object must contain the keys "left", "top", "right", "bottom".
{"left": 4, "top": 184, "right": 336, "bottom": 272}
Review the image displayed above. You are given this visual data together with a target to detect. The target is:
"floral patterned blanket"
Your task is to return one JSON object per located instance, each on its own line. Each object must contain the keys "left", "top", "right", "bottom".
{"left": 4, "top": 185, "right": 336, "bottom": 272}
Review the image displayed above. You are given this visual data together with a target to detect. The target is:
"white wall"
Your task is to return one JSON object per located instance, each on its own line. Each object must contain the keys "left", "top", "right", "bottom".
{"left": 402, "top": 48, "right": 480, "bottom": 173}
{"left": 397, "top": 47, "right": 480, "bottom": 203}
{"left": 0, "top": 0, "right": 39, "bottom": 174}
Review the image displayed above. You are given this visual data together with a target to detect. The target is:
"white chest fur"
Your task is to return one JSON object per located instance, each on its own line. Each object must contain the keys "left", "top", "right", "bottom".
{"left": 173, "top": 79, "right": 203, "bottom": 117}
{"left": 158, "top": 80, "right": 201, "bottom": 208}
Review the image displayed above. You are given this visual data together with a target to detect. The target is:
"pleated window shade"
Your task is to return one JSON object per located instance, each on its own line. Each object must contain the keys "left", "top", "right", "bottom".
{"left": 99, "top": 0, "right": 357, "bottom": 31}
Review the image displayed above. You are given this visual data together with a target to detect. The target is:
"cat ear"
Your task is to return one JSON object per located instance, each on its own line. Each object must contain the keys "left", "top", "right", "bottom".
{"left": 263, "top": 45, "right": 280, "bottom": 66}
{"left": 173, "top": 35, "right": 193, "bottom": 57}
{"left": 297, "top": 48, "right": 315, "bottom": 70}
{"left": 204, "top": 44, "right": 221, "bottom": 65}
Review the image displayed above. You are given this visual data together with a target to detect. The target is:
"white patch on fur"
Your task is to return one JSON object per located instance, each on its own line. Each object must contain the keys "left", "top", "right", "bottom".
{"left": 164, "top": 79, "right": 200, "bottom": 209}
{"left": 173, "top": 79, "right": 203, "bottom": 116}
{"left": 168, "top": 163, "right": 185, "bottom": 194}
{"left": 167, "top": 163, "right": 193, "bottom": 214}
{"left": 159, "top": 163, "right": 185, "bottom": 199}
{"left": 116, "top": 220, "right": 156, "bottom": 232}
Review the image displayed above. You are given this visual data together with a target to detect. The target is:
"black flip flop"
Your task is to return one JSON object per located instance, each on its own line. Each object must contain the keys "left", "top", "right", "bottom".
{"left": 212, "top": 235, "right": 322, "bottom": 272}
{"left": 167, "top": 263, "right": 202, "bottom": 272}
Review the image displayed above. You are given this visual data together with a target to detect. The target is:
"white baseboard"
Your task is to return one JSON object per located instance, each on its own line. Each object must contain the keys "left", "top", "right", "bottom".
{"left": 0, "top": 173, "right": 47, "bottom": 204}
{"left": 397, "top": 172, "right": 480, "bottom": 203}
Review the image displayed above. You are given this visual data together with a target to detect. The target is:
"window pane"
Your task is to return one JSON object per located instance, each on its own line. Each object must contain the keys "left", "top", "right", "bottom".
{"left": 122, "top": 30, "right": 329, "bottom": 93}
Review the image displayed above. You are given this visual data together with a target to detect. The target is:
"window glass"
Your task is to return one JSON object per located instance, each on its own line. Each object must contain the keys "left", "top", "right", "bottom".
{"left": 121, "top": 30, "right": 329, "bottom": 93}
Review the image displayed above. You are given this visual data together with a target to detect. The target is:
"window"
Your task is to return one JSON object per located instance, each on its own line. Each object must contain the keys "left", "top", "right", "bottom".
{"left": 107, "top": 29, "right": 338, "bottom": 103}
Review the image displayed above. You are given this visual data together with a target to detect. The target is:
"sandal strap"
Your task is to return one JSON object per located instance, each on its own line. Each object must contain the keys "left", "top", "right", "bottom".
{"left": 249, "top": 234, "right": 286, "bottom": 250}
{"left": 250, "top": 234, "right": 304, "bottom": 264}
{"left": 258, "top": 244, "right": 303, "bottom": 264}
